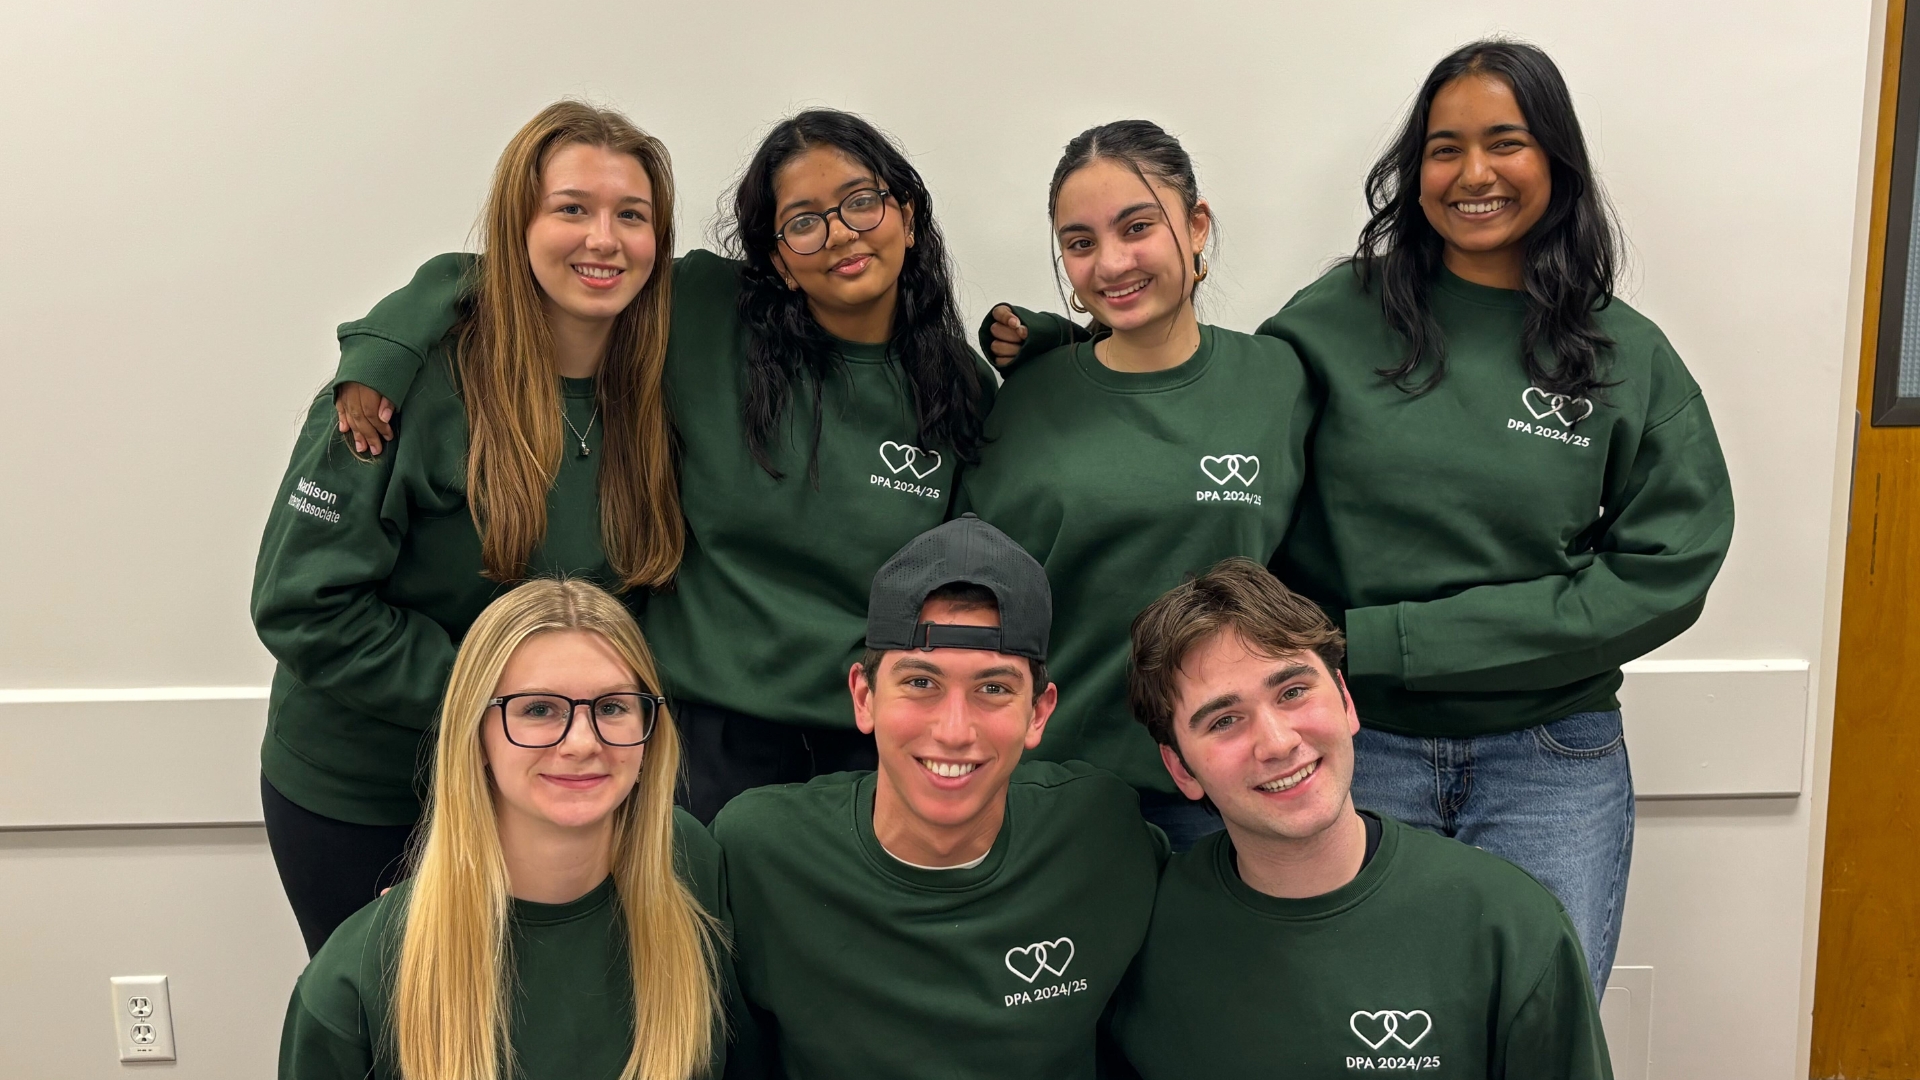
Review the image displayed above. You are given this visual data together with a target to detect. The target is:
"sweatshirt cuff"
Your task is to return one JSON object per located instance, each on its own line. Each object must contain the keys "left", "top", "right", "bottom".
{"left": 331, "top": 329, "right": 421, "bottom": 409}
{"left": 1342, "top": 603, "right": 1407, "bottom": 684}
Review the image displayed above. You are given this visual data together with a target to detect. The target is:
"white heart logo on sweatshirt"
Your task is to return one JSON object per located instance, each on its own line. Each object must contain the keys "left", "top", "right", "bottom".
{"left": 1004, "top": 937, "right": 1075, "bottom": 983}
{"left": 879, "top": 441, "right": 943, "bottom": 480}
{"left": 1521, "top": 387, "right": 1594, "bottom": 428}
{"left": 1349, "top": 1009, "right": 1433, "bottom": 1050}
{"left": 1200, "top": 454, "right": 1260, "bottom": 487}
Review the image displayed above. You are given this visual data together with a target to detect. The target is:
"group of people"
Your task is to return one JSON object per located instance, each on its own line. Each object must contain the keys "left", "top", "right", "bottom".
{"left": 255, "top": 34, "right": 1733, "bottom": 1080}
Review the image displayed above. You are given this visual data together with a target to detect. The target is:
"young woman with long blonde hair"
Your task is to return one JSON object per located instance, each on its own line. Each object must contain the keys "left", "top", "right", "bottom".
{"left": 252, "top": 101, "right": 682, "bottom": 954}
{"left": 278, "top": 577, "right": 728, "bottom": 1080}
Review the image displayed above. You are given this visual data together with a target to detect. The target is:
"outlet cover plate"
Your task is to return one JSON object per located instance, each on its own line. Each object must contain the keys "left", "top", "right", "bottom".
{"left": 110, "top": 975, "right": 176, "bottom": 1062}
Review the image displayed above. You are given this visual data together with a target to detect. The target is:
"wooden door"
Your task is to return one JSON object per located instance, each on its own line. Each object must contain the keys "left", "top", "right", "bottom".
{"left": 1810, "top": 0, "right": 1920, "bottom": 1073}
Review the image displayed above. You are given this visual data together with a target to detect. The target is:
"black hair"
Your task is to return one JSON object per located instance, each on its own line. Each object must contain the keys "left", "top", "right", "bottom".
{"left": 722, "top": 109, "right": 987, "bottom": 481}
{"left": 1046, "top": 120, "right": 1212, "bottom": 321}
{"left": 858, "top": 581, "right": 1049, "bottom": 702}
{"left": 1355, "top": 39, "right": 1620, "bottom": 400}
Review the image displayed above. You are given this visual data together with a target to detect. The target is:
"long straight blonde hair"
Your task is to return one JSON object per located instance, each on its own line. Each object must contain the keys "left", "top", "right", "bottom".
{"left": 461, "top": 101, "right": 683, "bottom": 590}
{"left": 393, "top": 578, "right": 719, "bottom": 1080}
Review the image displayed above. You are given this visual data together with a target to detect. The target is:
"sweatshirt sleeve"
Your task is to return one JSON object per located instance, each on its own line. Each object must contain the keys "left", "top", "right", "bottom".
{"left": 332, "top": 252, "right": 477, "bottom": 408}
{"left": 1496, "top": 930, "right": 1614, "bottom": 1080}
{"left": 715, "top": 842, "right": 779, "bottom": 1080}
{"left": 1344, "top": 389, "right": 1734, "bottom": 693}
{"left": 277, "top": 981, "right": 374, "bottom": 1080}
{"left": 250, "top": 393, "right": 456, "bottom": 730}
{"left": 974, "top": 304, "right": 1090, "bottom": 377}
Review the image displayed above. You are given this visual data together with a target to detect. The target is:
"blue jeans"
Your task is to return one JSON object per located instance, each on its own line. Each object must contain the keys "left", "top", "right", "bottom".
{"left": 1350, "top": 710, "right": 1634, "bottom": 1002}
{"left": 1137, "top": 790, "right": 1226, "bottom": 854}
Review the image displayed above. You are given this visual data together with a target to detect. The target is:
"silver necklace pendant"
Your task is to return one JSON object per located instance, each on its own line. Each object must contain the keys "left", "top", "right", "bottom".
{"left": 564, "top": 403, "right": 599, "bottom": 460}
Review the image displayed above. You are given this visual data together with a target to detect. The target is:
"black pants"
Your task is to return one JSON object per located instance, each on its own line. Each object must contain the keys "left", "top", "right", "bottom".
{"left": 674, "top": 700, "right": 877, "bottom": 824}
{"left": 260, "top": 774, "right": 417, "bottom": 957}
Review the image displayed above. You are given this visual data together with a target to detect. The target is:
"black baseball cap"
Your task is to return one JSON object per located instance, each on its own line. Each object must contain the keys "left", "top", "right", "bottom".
{"left": 866, "top": 514, "right": 1051, "bottom": 661}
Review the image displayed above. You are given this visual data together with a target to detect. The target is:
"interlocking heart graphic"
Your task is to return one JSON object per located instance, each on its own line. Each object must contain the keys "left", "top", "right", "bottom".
{"left": 1199, "top": 454, "right": 1260, "bottom": 487}
{"left": 1348, "top": 1009, "right": 1433, "bottom": 1051}
{"left": 879, "top": 441, "right": 942, "bottom": 480}
{"left": 1521, "top": 387, "right": 1594, "bottom": 429}
{"left": 1003, "top": 937, "right": 1075, "bottom": 984}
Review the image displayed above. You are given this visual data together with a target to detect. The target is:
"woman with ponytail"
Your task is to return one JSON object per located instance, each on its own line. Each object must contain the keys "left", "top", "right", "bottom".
{"left": 252, "top": 101, "right": 680, "bottom": 953}
{"left": 277, "top": 578, "right": 729, "bottom": 1080}
{"left": 958, "top": 120, "right": 1313, "bottom": 850}
{"left": 326, "top": 109, "right": 994, "bottom": 822}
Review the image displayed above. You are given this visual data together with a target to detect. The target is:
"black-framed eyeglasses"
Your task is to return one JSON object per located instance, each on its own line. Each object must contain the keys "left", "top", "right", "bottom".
{"left": 488, "top": 692, "right": 664, "bottom": 748}
{"left": 776, "top": 188, "right": 891, "bottom": 256}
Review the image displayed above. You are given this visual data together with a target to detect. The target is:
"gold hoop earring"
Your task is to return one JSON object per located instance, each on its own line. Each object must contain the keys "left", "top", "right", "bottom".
{"left": 1193, "top": 253, "right": 1210, "bottom": 283}
{"left": 1068, "top": 293, "right": 1089, "bottom": 314}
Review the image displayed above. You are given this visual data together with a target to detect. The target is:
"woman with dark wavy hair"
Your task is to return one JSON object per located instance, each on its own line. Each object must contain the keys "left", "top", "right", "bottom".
{"left": 327, "top": 109, "right": 992, "bottom": 823}
{"left": 1256, "top": 40, "right": 1733, "bottom": 999}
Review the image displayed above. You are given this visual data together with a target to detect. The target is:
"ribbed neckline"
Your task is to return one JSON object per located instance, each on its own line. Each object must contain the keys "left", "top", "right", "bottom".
{"left": 560, "top": 375, "right": 598, "bottom": 399}
{"left": 1072, "top": 323, "right": 1217, "bottom": 394}
{"left": 853, "top": 772, "right": 1013, "bottom": 890}
{"left": 833, "top": 337, "right": 891, "bottom": 365}
{"left": 1212, "top": 812, "right": 1397, "bottom": 921}
{"left": 1433, "top": 266, "right": 1526, "bottom": 310}
{"left": 511, "top": 874, "right": 617, "bottom": 927}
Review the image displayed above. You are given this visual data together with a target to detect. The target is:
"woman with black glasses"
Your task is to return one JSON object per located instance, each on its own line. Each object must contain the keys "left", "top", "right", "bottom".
{"left": 327, "top": 109, "right": 994, "bottom": 823}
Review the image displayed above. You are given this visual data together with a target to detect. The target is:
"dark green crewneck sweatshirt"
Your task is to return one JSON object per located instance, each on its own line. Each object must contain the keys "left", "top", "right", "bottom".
{"left": 278, "top": 808, "right": 733, "bottom": 1080}
{"left": 252, "top": 354, "right": 611, "bottom": 825}
{"left": 1256, "top": 265, "right": 1734, "bottom": 737}
{"left": 1109, "top": 817, "right": 1611, "bottom": 1079}
{"left": 712, "top": 761, "right": 1167, "bottom": 1080}
{"left": 333, "top": 251, "right": 994, "bottom": 731}
{"left": 956, "top": 325, "right": 1313, "bottom": 791}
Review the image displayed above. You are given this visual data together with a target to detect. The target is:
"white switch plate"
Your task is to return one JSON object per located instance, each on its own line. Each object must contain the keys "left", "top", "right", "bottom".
{"left": 110, "top": 975, "right": 176, "bottom": 1062}
{"left": 1601, "top": 965, "right": 1653, "bottom": 1080}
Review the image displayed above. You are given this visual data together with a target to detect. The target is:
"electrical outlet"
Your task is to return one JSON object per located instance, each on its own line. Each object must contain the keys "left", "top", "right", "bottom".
{"left": 110, "top": 976, "right": 176, "bottom": 1062}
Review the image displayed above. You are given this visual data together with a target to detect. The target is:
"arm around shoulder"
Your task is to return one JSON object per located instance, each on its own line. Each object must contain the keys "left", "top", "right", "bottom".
{"left": 334, "top": 252, "right": 478, "bottom": 408}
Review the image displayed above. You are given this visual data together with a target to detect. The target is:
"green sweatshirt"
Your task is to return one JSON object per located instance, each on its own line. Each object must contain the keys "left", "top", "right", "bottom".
{"left": 955, "top": 325, "right": 1313, "bottom": 792}
{"left": 1109, "top": 816, "right": 1610, "bottom": 1079}
{"left": 711, "top": 761, "right": 1167, "bottom": 1080}
{"left": 1256, "top": 266, "right": 1734, "bottom": 737}
{"left": 278, "top": 808, "right": 733, "bottom": 1080}
{"left": 252, "top": 348, "right": 611, "bottom": 825}
{"left": 334, "top": 251, "right": 994, "bottom": 730}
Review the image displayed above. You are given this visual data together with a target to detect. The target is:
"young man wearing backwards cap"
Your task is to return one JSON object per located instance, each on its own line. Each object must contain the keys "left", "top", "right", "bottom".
{"left": 1106, "top": 558, "right": 1611, "bottom": 1079}
{"left": 713, "top": 514, "right": 1167, "bottom": 1080}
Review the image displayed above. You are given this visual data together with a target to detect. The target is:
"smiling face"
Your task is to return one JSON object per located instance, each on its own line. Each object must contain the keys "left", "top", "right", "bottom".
{"left": 1418, "top": 73, "right": 1552, "bottom": 285}
{"left": 1160, "top": 629, "right": 1358, "bottom": 845}
{"left": 482, "top": 629, "right": 647, "bottom": 835}
{"left": 768, "top": 146, "right": 914, "bottom": 337}
{"left": 525, "top": 142, "right": 658, "bottom": 329}
{"left": 1053, "top": 158, "right": 1210, "bottom": 335}
{"left": 851, "top": 598, "right": 1056, "bottom": 842}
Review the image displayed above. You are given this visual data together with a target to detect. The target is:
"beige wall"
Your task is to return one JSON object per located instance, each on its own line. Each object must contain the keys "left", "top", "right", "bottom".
{"left": 0, "top": 0, "right": 1878, "bottom": 1076}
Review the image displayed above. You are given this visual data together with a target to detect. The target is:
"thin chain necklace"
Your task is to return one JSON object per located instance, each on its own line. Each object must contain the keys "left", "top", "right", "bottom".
{"left": 563, "top": 404, "right": 599, "bottom": 458}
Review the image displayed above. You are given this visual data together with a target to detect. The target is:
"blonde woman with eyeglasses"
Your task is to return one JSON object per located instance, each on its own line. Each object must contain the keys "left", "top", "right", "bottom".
{"left": 277, "top": 578, "right": 731, "bottom": 1080}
